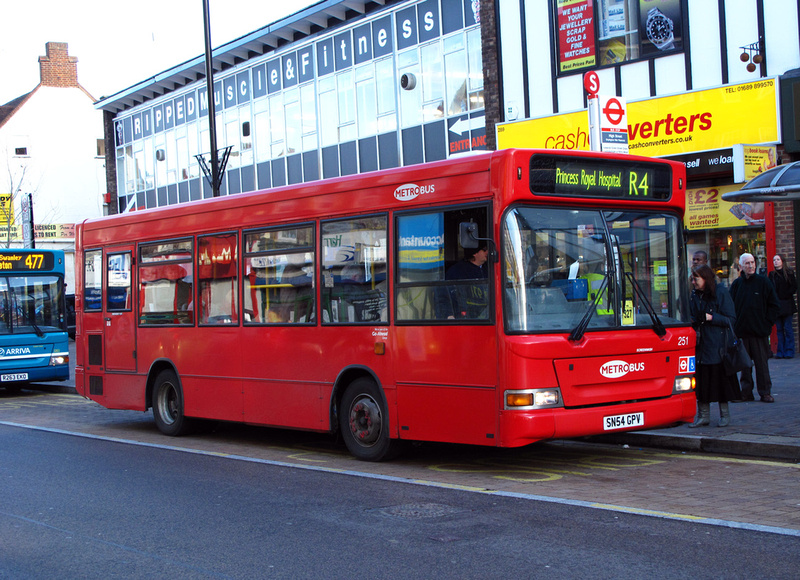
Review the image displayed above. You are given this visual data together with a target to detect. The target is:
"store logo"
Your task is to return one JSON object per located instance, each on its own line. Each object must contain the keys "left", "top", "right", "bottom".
{"left": 600, "top": 360, "right": 645, "bottom": 379}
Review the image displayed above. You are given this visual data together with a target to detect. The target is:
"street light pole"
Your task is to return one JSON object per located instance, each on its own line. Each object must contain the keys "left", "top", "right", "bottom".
{"left": 202, "top": 0, "right": 220, "bottom": 197}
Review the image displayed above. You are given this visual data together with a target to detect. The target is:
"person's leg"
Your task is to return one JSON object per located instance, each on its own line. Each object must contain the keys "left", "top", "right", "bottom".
{"left": 749, "top": 336, "right": 773, "bottom": 400}
{"left": 775, "top": 317, "right": 787, "bottom": 357}
{"left": 786, "top": 315, "right": 796, "bottom": 358}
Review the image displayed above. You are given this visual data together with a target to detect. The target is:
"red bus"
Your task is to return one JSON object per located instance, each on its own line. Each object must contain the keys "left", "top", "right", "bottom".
{"left": 75, "top": 149, "right": 696, "bottom": 461}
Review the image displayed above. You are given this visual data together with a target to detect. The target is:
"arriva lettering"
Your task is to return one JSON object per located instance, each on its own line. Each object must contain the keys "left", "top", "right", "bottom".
{"left": 394, "top": 183, "right": 435, "bottom": 201}
{"left": 599, "top": 360, "right": 645, "bottom": 379}
{"left": 0, "top": 347, "right": 32, "bottom": 356}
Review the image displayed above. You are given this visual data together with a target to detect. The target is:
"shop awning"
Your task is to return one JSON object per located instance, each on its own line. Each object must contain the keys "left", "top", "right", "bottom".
{"left": 721, "top": 161, "right": 800, "bottom": 202}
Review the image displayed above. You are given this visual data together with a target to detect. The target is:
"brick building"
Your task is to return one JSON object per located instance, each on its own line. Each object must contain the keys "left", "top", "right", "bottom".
{"left": 0, "top": 42, "right": 107, "bottom": 286}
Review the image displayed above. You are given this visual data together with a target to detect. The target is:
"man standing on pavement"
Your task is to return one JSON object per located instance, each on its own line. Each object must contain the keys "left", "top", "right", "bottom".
{"left": 729, "top": 252, "right": 781, "bottom": 402}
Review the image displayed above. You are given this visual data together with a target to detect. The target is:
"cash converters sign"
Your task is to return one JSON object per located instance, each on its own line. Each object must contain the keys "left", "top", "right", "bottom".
{"left": 497, "top": 79, "right": 779, "bottom": 157}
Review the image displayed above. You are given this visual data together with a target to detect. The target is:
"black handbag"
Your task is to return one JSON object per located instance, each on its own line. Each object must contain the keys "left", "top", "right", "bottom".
{"left": 723, "top": 322, "right": 753, "bottom": 375}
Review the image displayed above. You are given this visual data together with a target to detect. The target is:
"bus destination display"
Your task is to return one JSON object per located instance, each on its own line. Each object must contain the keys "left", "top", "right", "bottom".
{"left": 0, "top": 252, "right": 55, "bottom": 271}
{"left": 530, "top": 154, "right": 672, "bottom": 201}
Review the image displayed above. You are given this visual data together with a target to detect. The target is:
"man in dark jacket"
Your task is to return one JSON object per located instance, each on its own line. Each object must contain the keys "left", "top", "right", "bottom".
{"left": 729, "top": 253, "right": 781, "bottom": 402}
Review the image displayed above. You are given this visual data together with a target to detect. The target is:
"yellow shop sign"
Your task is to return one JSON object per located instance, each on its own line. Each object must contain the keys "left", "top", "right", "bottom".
{"left": 497, "top": 79, "right": 779, "bottom": 157}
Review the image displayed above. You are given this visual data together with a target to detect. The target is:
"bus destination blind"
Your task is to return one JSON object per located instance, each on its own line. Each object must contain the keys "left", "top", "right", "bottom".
{"left": 530, "top": 154, "right": 672, "bottom": 201}
{"left": 0, "top": 252, "right": 55, "bottom": 271}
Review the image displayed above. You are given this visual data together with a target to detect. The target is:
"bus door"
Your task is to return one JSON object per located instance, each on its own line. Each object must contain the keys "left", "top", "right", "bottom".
{"left": 103, "top": 247, "right": 136, "bottom": 372}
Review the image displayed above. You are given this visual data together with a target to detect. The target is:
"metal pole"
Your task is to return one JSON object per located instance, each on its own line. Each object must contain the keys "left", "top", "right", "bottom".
{"left": 202, "top": 0, "right": 220, "bottom": 197}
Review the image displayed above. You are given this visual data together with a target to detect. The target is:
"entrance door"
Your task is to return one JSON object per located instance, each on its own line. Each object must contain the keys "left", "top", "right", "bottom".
{"left": 104, "top": 247, "right": 137, "bottom": 372}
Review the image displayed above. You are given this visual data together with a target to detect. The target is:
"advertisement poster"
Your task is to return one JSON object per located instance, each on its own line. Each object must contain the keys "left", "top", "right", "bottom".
{"left": 557, "top": 0, "right": 597, "bottom": 73}
{"left": 685, "top": 184, "right": 765, "bottom": 231}
{"left": 639, "top": 0, "right": 683, "bottom": 56}
{"left": 733, "top": 144, "right": 777, "bottom": 182}
{"left": 496, "top": 79, "right": 779, "bottom": 158}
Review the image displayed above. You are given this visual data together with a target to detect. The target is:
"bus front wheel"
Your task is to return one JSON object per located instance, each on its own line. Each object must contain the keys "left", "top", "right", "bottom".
{"left": 339, "top": 378, "right": 400, "bottom": 461}
{"left": 152, "top": 370, "right": 193, "bottom": 436}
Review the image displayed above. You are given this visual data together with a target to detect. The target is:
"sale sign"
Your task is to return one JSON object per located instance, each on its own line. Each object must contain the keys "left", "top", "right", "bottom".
{"left": 557, "top": 0, "right": 596, "bottom": 73}
{"left": 685, "top": 183, "right": 765, "bottom": 231}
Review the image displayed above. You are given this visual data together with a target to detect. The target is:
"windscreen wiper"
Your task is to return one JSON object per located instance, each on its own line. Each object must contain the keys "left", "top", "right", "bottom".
{"left": 569, "top": 275, "right": 608, "bottom": 341}
{"left": 625, "top": 271, "right": 666, "bottom": 337}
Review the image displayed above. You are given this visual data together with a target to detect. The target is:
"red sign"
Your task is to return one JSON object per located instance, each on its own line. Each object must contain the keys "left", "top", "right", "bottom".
{"left": 602, "top": 98, "right": 625, "bottom": 125}
{"left": 556, "top": 0, "right": 597, "bottom": 73}
{"left": 584, "top": 71, "right": 600, "bottom": 96}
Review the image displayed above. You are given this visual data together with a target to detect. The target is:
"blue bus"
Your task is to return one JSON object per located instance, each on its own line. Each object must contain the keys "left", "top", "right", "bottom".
{"left": 0, "top": 249, "right": 70, "bottom": 392}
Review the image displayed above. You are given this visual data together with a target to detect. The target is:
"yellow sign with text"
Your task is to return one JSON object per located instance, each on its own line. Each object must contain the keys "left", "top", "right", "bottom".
{"left": 685, "top": 183, "right": 764, "bottom": 231}
{"left": 0, "top": 194, "right": 12, "bottom": 226}
{"left": 497, "top": 79, "right": 779, "bottom": 157}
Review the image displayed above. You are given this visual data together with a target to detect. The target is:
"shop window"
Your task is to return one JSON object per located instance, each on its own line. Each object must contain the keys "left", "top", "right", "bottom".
{"left": 554, "top": 0, "right": 683, "bottom": 75}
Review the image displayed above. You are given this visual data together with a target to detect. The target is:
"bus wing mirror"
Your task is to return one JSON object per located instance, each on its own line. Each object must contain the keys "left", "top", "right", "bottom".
{"left": 459, "top": 222, "right": 479, "bottom": 249}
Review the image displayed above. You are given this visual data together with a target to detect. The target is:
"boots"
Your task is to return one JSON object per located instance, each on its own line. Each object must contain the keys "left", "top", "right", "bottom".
{"left": 689, "top": 402, "right": 710, "bottom": 428}
{"left": 718, "top": 402, "right": 731, "bottom": 427}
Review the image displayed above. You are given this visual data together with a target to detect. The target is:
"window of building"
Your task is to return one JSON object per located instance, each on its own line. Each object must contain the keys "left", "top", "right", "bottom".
{"left": 96, "top": 139, "right": 105, "bottom": 157}
{"left": 321, "top": 216, "right": 388, "bottom": 324}
{"left": 554, "top": 0, "right": 683, "bottom": 75}
{"left": 14, "top": 147, "right": 28, "bottom": 156}
{"left": 139, "top": 240, "right": 194, "bottom": 325}
{"left": 243, "top": 224, "right": 315, "bottom": 324}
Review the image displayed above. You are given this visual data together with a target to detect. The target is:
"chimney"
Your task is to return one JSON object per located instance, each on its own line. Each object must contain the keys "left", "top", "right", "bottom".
{"left": 39, "top": 42, "right": 79, "bottom": 88}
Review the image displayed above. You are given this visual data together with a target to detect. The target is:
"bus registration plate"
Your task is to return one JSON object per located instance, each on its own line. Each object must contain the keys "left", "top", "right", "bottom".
{"left": 1, "top": 373, "right": 28, "bottom": 382}
{"left": 603, "top": 412, "right": 644, "bottom": 431}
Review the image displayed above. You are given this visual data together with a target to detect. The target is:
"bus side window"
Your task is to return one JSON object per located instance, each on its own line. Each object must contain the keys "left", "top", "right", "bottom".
{"left": 198, "top": 233, "right": 239, "bottom": 325}
{"left": 106, "top": 253, "right": 132, "bottom": 311}
{"left": 321, "top": 216, "right": 387, "bottom": 324}
{"left": 84, "top": 250, "right": 103, "bottom": 311}
{"left": 243, "top": 225, "right": 316, "bottom": 325}
{"left": 395, "top": 206, "right": 490, "bottom": 323}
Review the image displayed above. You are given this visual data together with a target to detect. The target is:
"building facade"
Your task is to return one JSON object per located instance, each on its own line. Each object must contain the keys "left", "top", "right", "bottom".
{"left": 98, "top": 0, "right": 486, "bottom": 213}
{"left": 96, "top": 0, "right": 800, "bottom": 345}
{"left": 0, "top": 42, "right": 107, "bottom": 287}
{"left": 489, "top": 0, "right": 800, "bottom": 292}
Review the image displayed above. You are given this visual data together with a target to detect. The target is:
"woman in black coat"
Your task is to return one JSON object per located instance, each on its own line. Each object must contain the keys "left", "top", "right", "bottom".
{"left": 768, "top": 254, "right": 797, "bottom": 358}
{"left": 689, "top": 264, "right": 740, "bottom": 427}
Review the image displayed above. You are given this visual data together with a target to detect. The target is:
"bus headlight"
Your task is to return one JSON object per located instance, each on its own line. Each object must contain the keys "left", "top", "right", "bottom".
{"left": 505, "top": 388, "right": 562, "bottom": 409}
{"left": 673, "top": 375, "right": 695, "bottom": 393}
{"left": 50, "top": 354, "right": 69, "bottom": 366}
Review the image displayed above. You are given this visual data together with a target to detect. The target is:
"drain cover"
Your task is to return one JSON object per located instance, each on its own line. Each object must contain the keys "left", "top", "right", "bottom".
{"left": 374, "top": 503, "right": 464, "bottom": 519}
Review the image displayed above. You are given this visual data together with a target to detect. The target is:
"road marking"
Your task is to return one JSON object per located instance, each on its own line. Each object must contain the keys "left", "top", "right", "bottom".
{"left": 3, "top": 419, "right": 799, "bottom": 538}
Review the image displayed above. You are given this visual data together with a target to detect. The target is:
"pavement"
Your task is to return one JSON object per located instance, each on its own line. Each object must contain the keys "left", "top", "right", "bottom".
{"left": 593, "top": 354, "right": 800, "bottom": 461}
{"left": 28, "top": 340, "right": 800, "bottom": 462}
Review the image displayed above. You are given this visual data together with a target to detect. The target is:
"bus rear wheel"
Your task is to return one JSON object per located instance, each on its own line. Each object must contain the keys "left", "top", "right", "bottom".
{"left": 152, "top": 370, "right": 194, "bottom": 436}
{"left": 340, "top": 378, "right": 400, "bottom": 462}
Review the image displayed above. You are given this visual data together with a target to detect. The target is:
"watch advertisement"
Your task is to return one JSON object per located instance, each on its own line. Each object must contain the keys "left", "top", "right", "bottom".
{"left": 556, "top": 0, "right": 597, "bottom": 73}
{"left": 640, "top": 0, "right": 682, "bottom": 56}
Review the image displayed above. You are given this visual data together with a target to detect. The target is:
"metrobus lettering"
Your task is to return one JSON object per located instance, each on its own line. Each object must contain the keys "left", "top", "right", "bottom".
{"left": 599, "top": 360, "right": 645, "bottom": 378}
{"left": 394, "top": 183, "right": 435, "bottom": 201}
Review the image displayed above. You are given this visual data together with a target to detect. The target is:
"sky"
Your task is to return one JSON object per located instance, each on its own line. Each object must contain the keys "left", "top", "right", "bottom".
{"left": 0, "top": 0, "right": 319, "bottom": 105}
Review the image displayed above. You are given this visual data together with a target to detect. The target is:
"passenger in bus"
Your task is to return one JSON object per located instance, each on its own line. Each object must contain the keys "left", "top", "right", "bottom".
{"left": 689, "top": 264, "right": 740, "bottom": 427}
{"left": 437, "top": 244, "right": 489, "bottom": 319}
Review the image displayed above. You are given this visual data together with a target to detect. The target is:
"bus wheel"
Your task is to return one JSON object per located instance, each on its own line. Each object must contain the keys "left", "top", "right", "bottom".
{"left": 340, "top": 378, "right": 400, "bottom": 461}
{"left": 152, "top": 370, "right": 193, "bottom": 436}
